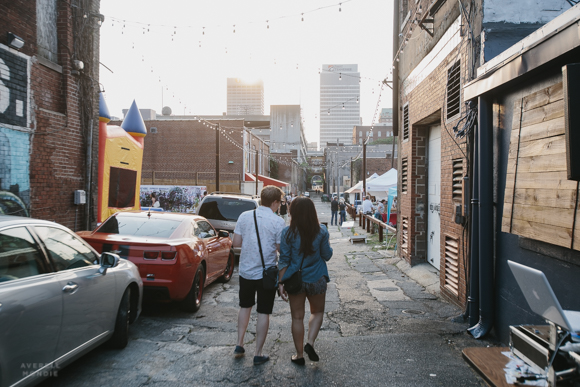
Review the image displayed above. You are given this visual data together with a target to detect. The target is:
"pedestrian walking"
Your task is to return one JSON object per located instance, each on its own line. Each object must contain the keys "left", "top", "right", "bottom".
{"left": 278, "top": 197, "right": 333, "bottom": 365}
{"left": 232, "top": 185, "right": 286, "bottom": 366}
{"left": 330, "top": 196, "right": 338, "bottom": 226}
{"left": 280, "top": 199, "right": 288, "bottom": 223}
{"left": 339, "top": 198, "right": 346, "bottom": 225}
{"left": 362, "top": 195, "right": 373, "bottom": 215}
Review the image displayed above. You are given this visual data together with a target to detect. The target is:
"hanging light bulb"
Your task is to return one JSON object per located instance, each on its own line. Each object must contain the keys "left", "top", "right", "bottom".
{"left": 301, "top": 13, "right": 304, "bottom": 21}
{"left": 327, "top": 109, "right": 330, "bottom": 115}
{"left": 339, "top": 73, "right": 342, "bottom": 80}
{"left": 202, "top": 27, "right": 205, "bottom": 35}
{"left": 339, "top": 3, "right": 342, "bottom": 11}
{"left": 356, "top": 96, "right": 359, "bottom": 103}
{"left": 291, "top": 122, "right": 294, "bottom": 127}
{"left": 266, "top": 20, "right": 269, "bottom": 29}
{"left": 342, "top": 103, "right": 345, "bottom": 110}
{"left": 233, "top": 25, "right": 235, "bottom": 33}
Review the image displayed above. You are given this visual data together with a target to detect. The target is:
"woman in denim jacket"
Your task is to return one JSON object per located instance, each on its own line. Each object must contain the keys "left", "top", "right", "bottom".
{"left": 278, "top": 197, "right": 333, "bottom": 365}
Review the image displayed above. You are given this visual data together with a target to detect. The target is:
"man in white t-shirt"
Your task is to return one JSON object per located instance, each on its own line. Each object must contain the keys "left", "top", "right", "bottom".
{"left": 232, "top": 185, "right": 285, "bottom": 365}
{"left": 362, "top": 195, "right": 373, "bottom": 215}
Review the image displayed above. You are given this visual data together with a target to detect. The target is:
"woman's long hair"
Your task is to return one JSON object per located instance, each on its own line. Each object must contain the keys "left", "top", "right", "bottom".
{"left": 287, "top": 197, "right": 320, "bottom": 256}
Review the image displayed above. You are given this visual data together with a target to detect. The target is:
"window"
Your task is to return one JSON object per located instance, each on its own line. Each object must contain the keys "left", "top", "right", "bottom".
{"left": 403, "top": 104, "right": 409, "bottom": 141}
{"left": 359, "top": 138, "right": 363, "bottom": 144}
{"left": 0, "top": 227, "right": 47, "bottom": 281}
{"left": 401, "top": 217, "right": 409, "bottom": 256}
{"left": 35, "top": 227, "right": 97, "bottom": 271}
{"left": 359, "top": 131, "right": 362, "bottom": 137}
{"left": 37, "top": 0, "right": 58, "bottom": 63}
{"left": 199, "top": 197, "right": 257, "bottom": 221}
{"left": 446, "top": 61, "right": 461, "bottom": 119}
{"left": 108, "top": 167, "right": 137, "bottom": 208}
{"left": 97, "top": 214, "right": 182, "bottom": 238}
{"left": 378, "top": 131, "right": 382, "bottom": 137}
{"left": 196, "top": 221, "right": 216, "bottom": 239}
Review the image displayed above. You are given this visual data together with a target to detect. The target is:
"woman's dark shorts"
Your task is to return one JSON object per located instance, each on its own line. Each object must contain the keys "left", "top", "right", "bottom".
{"left": 239, "top": 276, "right": 277, "bottom": 314}
{"left": 298, "top": 276, "right": 328, "bottom": 296}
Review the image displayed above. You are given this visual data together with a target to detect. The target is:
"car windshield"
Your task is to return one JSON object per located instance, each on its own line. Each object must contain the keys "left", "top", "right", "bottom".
{"left": 97, "top": 215, "right": 182, "bottom": 238}
{"left": 199, "top": 197, "right": 256, "bottom": 221}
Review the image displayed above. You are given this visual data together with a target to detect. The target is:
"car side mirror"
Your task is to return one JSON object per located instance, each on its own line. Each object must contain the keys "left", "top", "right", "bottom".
{"left": 99, "top": 252, "right": 120, "bottom": 275}
{"left": 218, "top": 230, "right": 229, "bottom": 238}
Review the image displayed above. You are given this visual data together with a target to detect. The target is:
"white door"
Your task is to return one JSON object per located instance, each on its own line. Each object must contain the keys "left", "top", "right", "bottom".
{"left": 427, "top": 125, "right": 441, "bottom": 269}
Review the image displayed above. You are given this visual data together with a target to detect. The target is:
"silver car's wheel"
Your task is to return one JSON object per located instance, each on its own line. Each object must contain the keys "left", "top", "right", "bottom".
{"left": 109, "top": 287, "right": 131, "bottom": 349}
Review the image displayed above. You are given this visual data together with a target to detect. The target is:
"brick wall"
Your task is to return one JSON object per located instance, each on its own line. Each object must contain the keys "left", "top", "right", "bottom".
{"left": 397, "top": 0, "right": 471, "bottom": 307}
{"left": 0, "top": 0, "right": 100, "bottom": 231}
{"left": 114, "top": 119, "right": 270, "bottom": 193}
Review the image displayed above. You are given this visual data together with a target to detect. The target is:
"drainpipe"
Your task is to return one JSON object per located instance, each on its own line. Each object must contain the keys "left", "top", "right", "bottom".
{"left": 85, "top": 118, "right": 94, "bottom": 230}
{"left": 468, "top": 96, "right": 494, "bottom": 338}
{"left": 467, "top": 117, "right": 479, "bottom": 327}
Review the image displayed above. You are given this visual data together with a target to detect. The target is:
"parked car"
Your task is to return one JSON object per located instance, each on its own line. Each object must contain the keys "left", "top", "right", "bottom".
{"left": 77, "top": 211, "right": 234, "bottom": 312}
{"left": 0, "top": 215, "right": 143, "bottom": 387}
{"left": 304, "top": 191, "right": 310, "bottom": 197}
{"left": 321, "top": 194, "right": 330, "bottom": 202}
{"left": 197, "top": 192, "right": 259, "bottom": 256}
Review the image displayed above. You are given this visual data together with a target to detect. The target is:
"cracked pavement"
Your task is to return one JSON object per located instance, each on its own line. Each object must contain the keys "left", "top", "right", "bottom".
{"left": 41, "top": 195, "right": 490, "bottom": 387}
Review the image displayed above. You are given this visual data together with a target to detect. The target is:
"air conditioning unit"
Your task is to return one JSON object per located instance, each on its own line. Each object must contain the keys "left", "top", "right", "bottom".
{"left": 74, "top": 190, "right": 86, "bottom": 205}
{"left": 150, "top": 127, "right": 158, "bottom": 133}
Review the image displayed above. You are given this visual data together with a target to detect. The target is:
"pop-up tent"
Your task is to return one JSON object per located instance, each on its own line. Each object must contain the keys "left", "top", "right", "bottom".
{"left": 345, "top": 173, "right": 380, "bottom": 194}
{"left": 366, "top": 169, "right": 397, "bottom": 198}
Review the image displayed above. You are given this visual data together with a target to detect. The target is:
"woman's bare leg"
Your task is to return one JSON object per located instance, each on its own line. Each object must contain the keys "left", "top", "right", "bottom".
{"left": 288, "top": 292, "right": 307, "bottom": 358}
{"left": 306, "top": 293, "right": 326, "bottom": 346}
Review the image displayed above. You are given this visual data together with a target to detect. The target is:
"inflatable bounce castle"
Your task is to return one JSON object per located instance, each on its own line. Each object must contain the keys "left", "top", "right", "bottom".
{"left": 97, "top": 93, "right": 146, "bottom": 223}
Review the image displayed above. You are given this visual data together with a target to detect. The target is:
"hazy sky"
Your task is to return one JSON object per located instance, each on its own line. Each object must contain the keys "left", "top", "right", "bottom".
{"left": 99, "top": 0, "right": 394, "bottom": 143}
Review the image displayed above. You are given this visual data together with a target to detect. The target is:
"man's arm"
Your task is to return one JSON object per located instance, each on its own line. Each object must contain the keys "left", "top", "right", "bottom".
{"left": 233, "top": 233, "right": 243, "bottom": 248}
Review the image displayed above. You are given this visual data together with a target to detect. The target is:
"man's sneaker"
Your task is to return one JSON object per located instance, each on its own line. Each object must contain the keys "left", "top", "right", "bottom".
{"left": 234, "top": 346, "right": 245, "bottom": 358}
{"left": 253, "top": 354, "right": 269, "bottom": 365}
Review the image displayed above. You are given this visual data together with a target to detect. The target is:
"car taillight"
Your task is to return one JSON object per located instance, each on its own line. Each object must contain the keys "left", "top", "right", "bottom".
{"left": 161, "top": 251, "right": 177, "bottom": 260}
{"left": 143, "top": 251, "right": 159, "bottom": 259}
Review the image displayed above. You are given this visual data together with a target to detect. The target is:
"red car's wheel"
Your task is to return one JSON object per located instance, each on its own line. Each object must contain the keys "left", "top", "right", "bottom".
{"left": 181, "top": 265, "right": 205, "bottom": 312}
{"left": 220, "top": 250, "right": 235, "bottom": 283}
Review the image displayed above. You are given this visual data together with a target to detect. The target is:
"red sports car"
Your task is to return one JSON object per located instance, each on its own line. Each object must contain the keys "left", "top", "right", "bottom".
{"left": 77, "top": 211, "right": 234, "bottom": 312}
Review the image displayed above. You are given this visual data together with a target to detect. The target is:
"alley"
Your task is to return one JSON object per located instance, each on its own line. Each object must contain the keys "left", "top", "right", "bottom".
{"left": 41, "top": 195, "right": 489, "bottom": 387}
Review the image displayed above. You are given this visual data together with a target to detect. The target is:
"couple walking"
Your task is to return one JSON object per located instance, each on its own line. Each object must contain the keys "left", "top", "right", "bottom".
{"left": 330, "top": 196, "right": 346, "bottom": 226}
{"left": 232, "top": 186, "right": 333, "bottom": 365}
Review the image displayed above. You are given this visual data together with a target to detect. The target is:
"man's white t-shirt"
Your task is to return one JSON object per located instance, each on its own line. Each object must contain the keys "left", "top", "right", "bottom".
{"left": 234, "top": 206, "right": 285, "bottom": 280}
{"left": 362, "top": 199, "right": 373, "bottom": 214}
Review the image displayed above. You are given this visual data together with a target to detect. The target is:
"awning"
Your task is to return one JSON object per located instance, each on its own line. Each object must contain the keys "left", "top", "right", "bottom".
{"left": 244, "top": 173, "right": 289, "bottom": 188}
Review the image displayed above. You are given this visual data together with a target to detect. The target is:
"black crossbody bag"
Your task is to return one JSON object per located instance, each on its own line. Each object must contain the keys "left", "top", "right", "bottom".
{"left": 254, "top": 210, "right": 278, "bottom": 290}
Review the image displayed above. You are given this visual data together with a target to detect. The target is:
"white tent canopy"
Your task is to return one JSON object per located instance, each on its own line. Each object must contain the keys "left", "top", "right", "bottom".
{"left": 345, "top": 173, "right": 380, "bottom": 194}
{"left": 366, "top": 169, "right": 398, "bottom": 198}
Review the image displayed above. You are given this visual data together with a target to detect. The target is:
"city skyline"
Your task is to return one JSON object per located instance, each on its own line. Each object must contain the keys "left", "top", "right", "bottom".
{"left": 99, "top": 0, "right": 393, "bottom": 144}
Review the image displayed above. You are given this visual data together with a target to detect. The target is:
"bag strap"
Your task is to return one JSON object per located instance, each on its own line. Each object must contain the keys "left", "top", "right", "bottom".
{"left": 254, "top": 210, "right": 266, "bottom": 269}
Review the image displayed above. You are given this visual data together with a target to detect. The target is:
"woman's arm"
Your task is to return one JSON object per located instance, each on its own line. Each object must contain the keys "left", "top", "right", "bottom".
{"left": 278, "top": 267, "right": 288, "bottom": 302}
{"left": 320, "top": 229, "right": 333, "bottom": 261}
{"left": 278, "top": 229, "right": 291, "bottom": 270}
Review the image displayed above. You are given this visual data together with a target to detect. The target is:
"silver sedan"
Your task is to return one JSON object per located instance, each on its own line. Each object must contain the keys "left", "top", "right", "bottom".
{"left": 0, "top": 215, "right": 143, "bottom": 387}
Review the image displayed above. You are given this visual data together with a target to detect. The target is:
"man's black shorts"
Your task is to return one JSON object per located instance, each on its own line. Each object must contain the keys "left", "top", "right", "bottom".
{"left": 239, "top": 276, "right": 276, "bottom": 314}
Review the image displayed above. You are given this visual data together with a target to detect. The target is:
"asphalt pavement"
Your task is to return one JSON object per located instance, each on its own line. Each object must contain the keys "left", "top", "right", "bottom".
{"left": 41, "top": 194, "right": 493, "bottom": 387}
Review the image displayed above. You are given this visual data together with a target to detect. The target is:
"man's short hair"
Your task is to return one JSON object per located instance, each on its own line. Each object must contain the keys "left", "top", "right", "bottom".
{"left": 261, "top": 185, "right": 284, "bottom": 207}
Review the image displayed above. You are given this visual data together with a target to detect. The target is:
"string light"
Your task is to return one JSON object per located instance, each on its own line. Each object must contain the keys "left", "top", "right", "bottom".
{"left": 339, "top": 3, "right": 342, "bottom": 11}
{"left": 339, "top": 73, "right": 342, "bottom": 80}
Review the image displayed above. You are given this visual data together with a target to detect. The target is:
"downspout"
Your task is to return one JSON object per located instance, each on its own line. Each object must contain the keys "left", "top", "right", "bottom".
{"left": 467, "top": 116, "right": 479, "bottom": 327}
{"left": 392, "top": 0, "right": 399, "bottom": 140}
{"left": 468, "top": 96, "right": 494, "bottom": 338}
{"left": 85, "top": 118, "right": 94, "bottom": 230}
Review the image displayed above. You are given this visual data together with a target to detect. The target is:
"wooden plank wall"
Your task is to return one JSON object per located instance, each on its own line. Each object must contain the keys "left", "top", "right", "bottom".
{"left": 501, "top": 82, "right": 580, "bottom": 249}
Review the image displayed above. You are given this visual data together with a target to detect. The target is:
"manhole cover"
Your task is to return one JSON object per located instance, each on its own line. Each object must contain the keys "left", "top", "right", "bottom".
{"left": 402, "top": 309, "right": 425, "bottom": 315}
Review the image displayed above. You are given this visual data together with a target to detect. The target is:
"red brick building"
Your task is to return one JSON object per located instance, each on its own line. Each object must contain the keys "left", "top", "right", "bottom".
{"left": 0, "top": 0, "right": 101, "bottom": 230}
{"left": 112, "top": 118, "right": 270, "bottom": 193}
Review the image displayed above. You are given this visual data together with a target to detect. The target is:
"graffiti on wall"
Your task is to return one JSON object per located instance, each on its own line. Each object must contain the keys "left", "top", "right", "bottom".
{"left": 0, "top": 46, "right": 31, "bottom": 217}
{"left": 0, "top": 127, "right": 30, "bottom": 216}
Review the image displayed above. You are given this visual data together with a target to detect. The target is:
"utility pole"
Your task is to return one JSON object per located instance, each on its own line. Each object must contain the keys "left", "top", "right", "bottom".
{"left": 216, "top": 122, "right": 220, "bottom": 192}
{"left": 350, "top": 157, "right": 353, "bottom": 187}
{"left": 363, "top": 140, "right": 367, "bottom": 197}
{"left": 255, "top": 148, "right": 259, "bottom": 195}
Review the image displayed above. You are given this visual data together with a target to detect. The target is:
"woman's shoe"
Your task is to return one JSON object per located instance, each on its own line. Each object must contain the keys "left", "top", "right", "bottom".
{"left": 304, "top": 343, "right": 319, "bottom": 362}
{"left": 291, "top": 355, "right": 305, "bottom": 365}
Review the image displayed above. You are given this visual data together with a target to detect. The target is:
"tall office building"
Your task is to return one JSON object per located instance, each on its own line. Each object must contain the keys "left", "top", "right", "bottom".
{"left": 320, "top": 64, "right": 360, "bottom": 148}
{"left": 227, "top": 78, "right": 264, "bottom": 115}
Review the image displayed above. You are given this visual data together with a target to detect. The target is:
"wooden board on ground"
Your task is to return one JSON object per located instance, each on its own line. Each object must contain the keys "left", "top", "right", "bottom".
{"left": 463, "top": 347, "right": 515, "bottom": 387}
{"left": 349, "top": 235, "right": 367, "bottom": 244}
{"left": 341, "top": 221, "right": 354, "bottom": 228}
